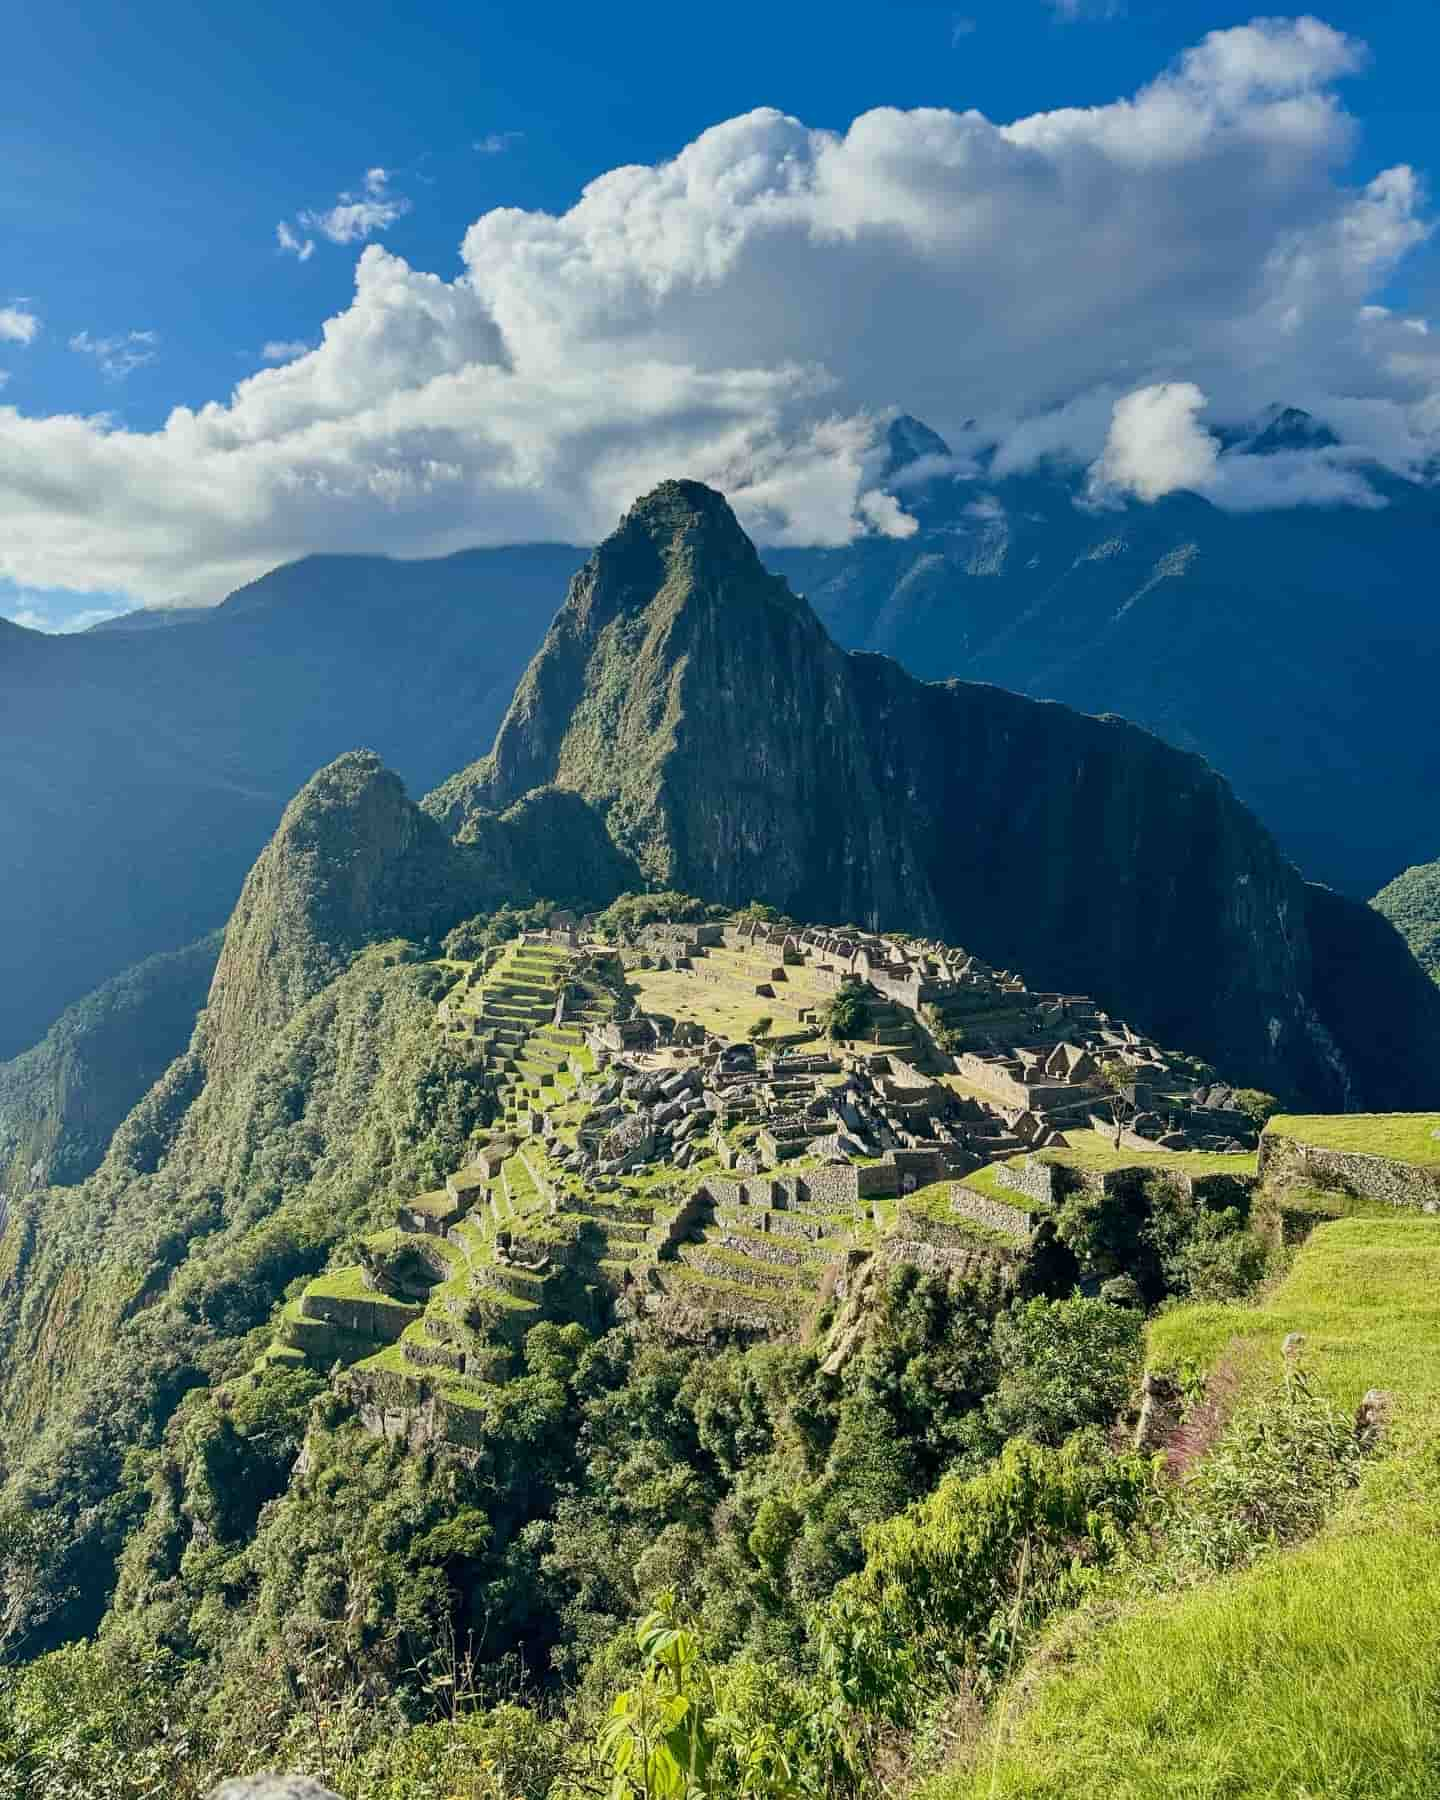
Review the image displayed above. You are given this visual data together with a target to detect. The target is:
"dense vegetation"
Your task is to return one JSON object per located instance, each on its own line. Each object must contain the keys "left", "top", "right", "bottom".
{"left": 0, "top": 932, "right": 222, "bottom": 1195}
{"left": 0, "top": 911, "right": 1368, "bottom": 1800}
{"left": 1373, "top": 854, "right": 1440, "bottom": 979}
{"left": 0, "top": 1204, "right": 1402, "bottom": 1800}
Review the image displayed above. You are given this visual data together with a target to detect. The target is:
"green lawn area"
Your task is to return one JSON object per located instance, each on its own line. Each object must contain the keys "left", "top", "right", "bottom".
{"left": 931, "top": 1215, "right": 1440, "bottom": 1800}
{"left": 903, "top": 1176, "right": 1028, "bottom": 1234}
{"left": 1266, "top": 1112, "right": 1440, "bottom": 1168}
{"left": 1036, "top": 1128, "right": 1257, "bottom": 1179}
{"left": 957, "top": 1161, "right": 1031, "bottom": 1204}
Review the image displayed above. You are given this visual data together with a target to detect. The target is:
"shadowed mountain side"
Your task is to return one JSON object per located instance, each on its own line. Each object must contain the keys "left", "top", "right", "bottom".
{"left": 427, "top": 479, "right": 1440, "bottom": 1109}
{"left": 0, "top": 544, "right": 577, "bottom": 1061}
{"left": 0, "top": 932, "right": 222, "bottom": 1198}
{"left": 766, "top": 415, "right": 1440, "bottom": 900}
{"left": 1303, "top": 883, "right": 1440, "bottom": 1112}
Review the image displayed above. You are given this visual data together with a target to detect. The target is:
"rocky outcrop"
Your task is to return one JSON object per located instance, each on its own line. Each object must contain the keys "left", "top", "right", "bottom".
{"left": 427, "top": 481, "right": 1440, "bottom": 1109}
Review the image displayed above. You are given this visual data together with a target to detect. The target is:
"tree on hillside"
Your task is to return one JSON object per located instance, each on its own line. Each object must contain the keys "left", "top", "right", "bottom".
{"left": 1233, "top": 1088, "right": 1280, "bottom": 1127}
{"left": 820, "top": 980, "right": 871, "bottom": 1045}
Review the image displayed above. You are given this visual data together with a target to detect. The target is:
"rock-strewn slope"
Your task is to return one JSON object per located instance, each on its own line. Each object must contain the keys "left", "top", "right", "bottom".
{"left": 428, "top": 481, "right": 1440, "bottom": 1109}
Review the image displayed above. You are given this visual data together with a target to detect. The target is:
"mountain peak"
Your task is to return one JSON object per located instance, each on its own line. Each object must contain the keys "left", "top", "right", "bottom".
{"left": 882, "top": 414, "right": 953, "bottom": 478}
{"left": 201, "top": 751, "right": 469, "bottom": 1086}
{"left": 606, "top": 479, "right": 764, "bottom": 577}
{"left": 1249, "top": 405, "right": 1340, "bottom": 454}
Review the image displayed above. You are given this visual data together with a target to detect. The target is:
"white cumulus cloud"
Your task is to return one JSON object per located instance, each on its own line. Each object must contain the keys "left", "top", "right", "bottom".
{"left": 0, "top": 305, "right": 40, "bottom": 346}
{"left": 0, "top": 16, "right": 1436, "bottom": 606}
{"left": 261, "top": 339, "right": 313, "bottom": 361}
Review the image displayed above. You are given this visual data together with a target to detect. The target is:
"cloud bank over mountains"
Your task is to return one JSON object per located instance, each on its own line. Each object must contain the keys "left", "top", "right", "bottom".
{"left": 2, "top": 15, "right": 1437, "bottom": 605}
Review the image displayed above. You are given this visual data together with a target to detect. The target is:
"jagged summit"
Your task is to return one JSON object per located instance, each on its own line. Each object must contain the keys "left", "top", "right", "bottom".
{"left": 619, "top": 477, "right": 763, "bottom": 557}
{"left": 423, "top": 480, "right": 1440, "bottom": 1105}
{"left": 1248, "top": 404, "right": 1340, "bottom": 454}
{"left": 426, "top": 479, "right": 827, "bottom": 828}
{"left": 567, "top": 478, "right": 803, "bottom": 634}
{"left": 882, "top": 414, "right": 952, "bottom": 477}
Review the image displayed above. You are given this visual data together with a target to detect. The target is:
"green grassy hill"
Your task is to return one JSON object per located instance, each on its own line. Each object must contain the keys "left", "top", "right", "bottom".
{"left": 928, "top": 1213, "right": 1440, "bottom": 1799}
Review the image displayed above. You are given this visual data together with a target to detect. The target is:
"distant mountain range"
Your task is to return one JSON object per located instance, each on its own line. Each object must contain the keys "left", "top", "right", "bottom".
{"left": 3, "top": 408, "right": 1437, "bottom": 1070}
{"left": 766, "top": 411, "right": 1440, "bottom": 903}
{"left": 0, "top": 544, "right": 579, "bottom": 1060}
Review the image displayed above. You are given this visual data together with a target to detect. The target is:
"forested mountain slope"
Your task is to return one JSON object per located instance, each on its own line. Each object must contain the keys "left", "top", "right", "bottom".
{"left": 0, "top": 751, "right": 626, "bottom": 1648}
{"left": 1373, "top": 854, "right": 1440, "bottom": 980}
{"left": 0, "top": 933, "right": 221, "bottom": 1199}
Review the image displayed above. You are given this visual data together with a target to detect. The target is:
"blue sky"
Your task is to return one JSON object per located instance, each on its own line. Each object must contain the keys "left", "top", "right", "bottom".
{"left": 3, "top": 3, "right": 1439, "bottom": 626}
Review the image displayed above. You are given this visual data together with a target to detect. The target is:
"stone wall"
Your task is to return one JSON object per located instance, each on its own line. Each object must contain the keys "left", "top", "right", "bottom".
{"left": 881, "top": 1235, "right": 1022, "bottom": 1283}
{"left": 946, "top": 1187, "right": 1036, "bottom": 1239}
{"left": 994, "top": 1159, "right": 1065, "bottom": 1208}
{"left": 1259, "top": 1132, "right": 1440, "bottom": 1212}
{"left": 797, "top": 1165, "right": 864, "bottom": 1211}
{"left": 299, "top": 1289, "right": 417, "bottom": 1342}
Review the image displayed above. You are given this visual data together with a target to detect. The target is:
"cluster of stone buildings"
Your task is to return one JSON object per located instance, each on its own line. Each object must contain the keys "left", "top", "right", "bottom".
{"left": 623, "top": 920, "right": 1258, "bottom": 1161}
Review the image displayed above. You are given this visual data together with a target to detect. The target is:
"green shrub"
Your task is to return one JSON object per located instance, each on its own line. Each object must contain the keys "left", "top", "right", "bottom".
{"left": 1163, "top": 1365, "right": 1363, "bottom": 1575}
{"left": 987, "top": 1297, "right": 1143, "bottom": 1448}
{"left": 819, "top": 981, "right": 871, "bottom": 1044}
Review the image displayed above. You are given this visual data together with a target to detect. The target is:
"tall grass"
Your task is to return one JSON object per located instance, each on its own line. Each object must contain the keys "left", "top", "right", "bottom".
{"left": 926, "top": 1216, "right": 1440, "bottom": 1799}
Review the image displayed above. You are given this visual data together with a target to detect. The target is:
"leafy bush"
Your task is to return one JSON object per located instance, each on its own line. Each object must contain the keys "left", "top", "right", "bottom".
{"left": 987, "top": 1297, "right": 1143, "bottom": 1448}
{"left": 1232, "top": 1087, "right": 1280, "bottom": 1127}
{"left": 1163, "top": 1366, "right": 1363, "bottom": 1575}
{"left": 442, "top": 902, "right": 556, "bottom": 961}
{"left": 821, "top": 1437, "right": 1152, "bottom": 1723}
{"left": 593, "top": 893, "right": 722, "bottom": 944}
{"left": 819, "top": 981, "right": 871, "bottom": 1044}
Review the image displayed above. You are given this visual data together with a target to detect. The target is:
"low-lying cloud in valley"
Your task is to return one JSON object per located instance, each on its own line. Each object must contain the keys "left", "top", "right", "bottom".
{"left": 2, "top": 15, "right": 1437, "bottom": 608}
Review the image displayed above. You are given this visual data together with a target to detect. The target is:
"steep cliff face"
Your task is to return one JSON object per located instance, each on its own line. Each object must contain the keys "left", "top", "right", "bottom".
{"left": 1304, "top": 884, "right": 1440, "bottom": 1111}
{"left": 767, "top": 411, "right": 1440, "bottom": 901}
{"left": 427, "top": 481, "right": 933, "bottom": 927}
{"left": 429, "top": 481, "right": 1440, "bottom": 1109}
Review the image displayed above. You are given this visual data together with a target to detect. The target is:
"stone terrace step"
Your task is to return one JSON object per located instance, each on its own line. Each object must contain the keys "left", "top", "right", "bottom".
{"left": 711, "top": 1203, "right": 854, "bottom": 1244}
{"left": 650, "top": 1264, "right": 808, "bottom": 1324}
{"left": 706, "top": 1225, "right": 839, "bottom": 1267}
{"left": 676, "top": 1241, "right": 819, "bottom": 1292}
{"left": 479, "top": 1263, "right": 551, "bottom": 1303}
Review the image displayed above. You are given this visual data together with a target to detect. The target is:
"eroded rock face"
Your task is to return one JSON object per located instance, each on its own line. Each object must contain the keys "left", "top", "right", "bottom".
{"left": 427, "top": 481, "right": 1440, "bottom": 1107}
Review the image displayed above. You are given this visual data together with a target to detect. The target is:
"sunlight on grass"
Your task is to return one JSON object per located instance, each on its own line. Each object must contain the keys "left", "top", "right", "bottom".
{"left": 928, "top": 1216, "right": 1440, "bottom": 1800}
